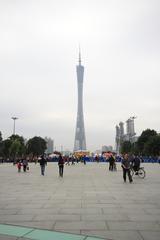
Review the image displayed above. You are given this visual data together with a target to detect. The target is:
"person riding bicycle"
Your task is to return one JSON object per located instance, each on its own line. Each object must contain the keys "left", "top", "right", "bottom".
{"left": 132, "top": 155, "right": 141, "bottom": 175}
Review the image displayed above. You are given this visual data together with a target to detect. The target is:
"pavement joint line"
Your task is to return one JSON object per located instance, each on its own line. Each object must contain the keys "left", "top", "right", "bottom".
{"left": 0, "top": 224, "right": 106, "bottom": 240}
{"left": 21, "top": 229, "right": 35, "bottom": 238}
{"left": 137, "top": 230, "right": 145, "bottom": 240}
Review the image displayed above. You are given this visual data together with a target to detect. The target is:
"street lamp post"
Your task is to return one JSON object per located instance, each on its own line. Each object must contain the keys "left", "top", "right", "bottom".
{"left": 11, "top": 117, "right": 18, "bottom": 135}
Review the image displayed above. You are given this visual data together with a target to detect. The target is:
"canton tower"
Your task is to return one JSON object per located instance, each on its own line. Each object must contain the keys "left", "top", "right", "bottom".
{"left": 74, "top": 50, "right": 86, "bottom": 151}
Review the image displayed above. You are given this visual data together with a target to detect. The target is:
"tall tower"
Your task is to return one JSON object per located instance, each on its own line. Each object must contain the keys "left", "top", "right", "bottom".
{"left": 74, "top": 50, "right": 86, "bottom": 151}
{"left": 115, "top": 125, "right": 120, "bottom": 154}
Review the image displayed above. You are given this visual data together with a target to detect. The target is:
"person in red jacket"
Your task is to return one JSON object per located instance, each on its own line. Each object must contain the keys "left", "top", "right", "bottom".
{"left": 17, "top": 160, "right": 22, "bottom": 173}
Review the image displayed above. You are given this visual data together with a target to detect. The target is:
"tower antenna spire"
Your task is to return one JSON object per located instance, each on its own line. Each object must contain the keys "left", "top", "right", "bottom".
{"left": 79, "top": 45, "right": 81, "bottom": 65}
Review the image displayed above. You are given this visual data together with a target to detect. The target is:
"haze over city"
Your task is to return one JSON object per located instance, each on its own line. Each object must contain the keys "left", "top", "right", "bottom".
{"left": 0, "top": 0, "right": 160, "bottom": 151}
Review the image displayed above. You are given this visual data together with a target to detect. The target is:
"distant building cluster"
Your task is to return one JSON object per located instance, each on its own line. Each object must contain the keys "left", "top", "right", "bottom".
{"left": 45, "top": 137, "right": 54, "bottom": 154}
{"left": 115, "top": 117, "right": 138, "bottom": 154}
{"left": 94, "top": 145, "right": 113, "bottom": 155}
{"left": 102, "top": 145, "right": 113, "bottom": 152}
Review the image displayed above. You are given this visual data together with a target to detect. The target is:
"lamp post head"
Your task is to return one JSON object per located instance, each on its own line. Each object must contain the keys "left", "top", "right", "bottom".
{"left": 12, "top": 117, "right": 18, "bottom": 121}
{"left": 11, "top": 117, "right": 18, "bottom": 135}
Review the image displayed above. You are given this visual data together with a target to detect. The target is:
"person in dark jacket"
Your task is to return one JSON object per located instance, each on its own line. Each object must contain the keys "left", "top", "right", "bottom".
{"left": 108, "top": 155, "right": 115, "bottom": 171}
{"left": 22, "top": 159, "right": 28, "bottom": 172}
{"left": 39, "top": 155, "right": 47, "bottom": 176}
{"left": 121, "top": 154, "right": 133, "bottom": 183}
{"left": 58, "top": 154, "right": 64, "bottom": 177}
{"left": 132, "top": 155, "right": 141, "bottom": 174}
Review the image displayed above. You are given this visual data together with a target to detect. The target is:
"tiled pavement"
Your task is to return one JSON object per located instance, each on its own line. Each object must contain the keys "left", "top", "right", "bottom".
{"left": 0, "top": 162, "right": 160, "bottom": 240}
{"left": 0, "top": 223, "right": 104, "bottom": 240}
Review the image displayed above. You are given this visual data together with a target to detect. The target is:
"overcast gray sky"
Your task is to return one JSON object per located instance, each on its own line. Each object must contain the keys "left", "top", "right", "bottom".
{"left": 0, "top": 0, "right": 160, "bottom": 151}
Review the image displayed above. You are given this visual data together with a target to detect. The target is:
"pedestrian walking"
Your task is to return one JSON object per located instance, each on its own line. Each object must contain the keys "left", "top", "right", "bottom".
{"left": 108, "top": 155, "right": 115, "bottom": 171}
{"left": 95, "top": 155, "right": 99, "bottom": 163}
{"left": 121, "top": 154, "right": 133, "bottom": 183}
{"left": 39, "top": 155, "right": 47, "bottom": 176}
{"left": 71, "top": 156, "right": 75, "bottom": 165}
{"left": 58, "top": 154, "right": 64, "bottom": 177}
{"left": 17, "top": 160, "right": 22, "bottom": 173}
{"left": 22, "top": 158, "right": 28, "bottom": 172}
{"left": 83, "top": 155, "right": 87, "bottom": 165}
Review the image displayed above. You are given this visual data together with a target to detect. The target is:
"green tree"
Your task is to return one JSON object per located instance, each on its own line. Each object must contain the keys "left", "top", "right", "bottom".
{"left": 9, "top": 134, "right": 25, "bottom": 145}
{"left": 121, "top": 141, "right": 132, "bottom": 154}
{"left": 2, "top": 135, "right": 26, "bottom": 160}
{"left": 0, "top": 131, "right": 2, "bottom": 142}
{"left": 9, "top": 135, "right": 26, "bottom": 157}
{"left": 131, "top": 142, "right": 139, "bottom": 155}
{"left": 0, "top": 131, "right": 3, "bottom": 157}
{"left": 9, "top": 139, "right": 21, "bottom": 159}
{"left": 26, "top": 136, "right": 47, "bottom": 157}
{"left": 2, "top": 139, "right": 12, "bottom": 159}
{"left": 137, "top": 129, "right": 157, "bottom": 154}
{"left": 144, "top": 135, "right": 160, "bottom": 156}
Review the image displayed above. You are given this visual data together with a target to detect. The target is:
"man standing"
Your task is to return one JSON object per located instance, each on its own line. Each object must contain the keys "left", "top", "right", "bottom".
{"left": 22, "top": 158, "right": 28, "bottom": 172}
{"left": 58, "top": 154, "right": 64, "bottom": 177}
{"left": 39, "top": 155, "right": 47, "bottom": 176}
{"left": 121, "top": 154, "right": 133, "bottom": 183}
{"left": 108, "top": 155, "right": 115, "bottom": 171}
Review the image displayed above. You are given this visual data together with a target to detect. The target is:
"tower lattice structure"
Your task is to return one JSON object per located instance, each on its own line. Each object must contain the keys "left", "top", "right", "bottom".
{"left": 74, "top": 51, "right": 86, "bottom": 151}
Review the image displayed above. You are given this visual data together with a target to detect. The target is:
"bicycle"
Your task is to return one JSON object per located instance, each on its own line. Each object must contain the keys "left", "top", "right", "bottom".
{"left": 130, "top": 166, "right": 146, "bottom": 179}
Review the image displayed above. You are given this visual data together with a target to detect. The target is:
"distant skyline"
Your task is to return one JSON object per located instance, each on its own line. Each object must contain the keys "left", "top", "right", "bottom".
{"left": 0, "top": 0, "right": 160, "bottom": 151}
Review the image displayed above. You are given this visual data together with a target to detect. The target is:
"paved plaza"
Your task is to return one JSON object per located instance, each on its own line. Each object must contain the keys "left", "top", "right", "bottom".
{"left": 0, "top": 162, "right": 160, "bottom": 240}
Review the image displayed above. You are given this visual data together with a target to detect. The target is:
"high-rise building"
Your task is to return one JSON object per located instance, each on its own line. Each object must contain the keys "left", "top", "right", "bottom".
{"left": 45, "top": 137, "right": 54, "bottom": 154}
{"left": 119, "top": 122, "right": 124, "bottom": 137}
{"left": 74, "top": 50, "right": 86, "bottom": 151}
{"left": 115, "top": 116, "right": 137, "bottom": 153}
{"left": 126, "top": 117, "right": 136, "bottom": 137}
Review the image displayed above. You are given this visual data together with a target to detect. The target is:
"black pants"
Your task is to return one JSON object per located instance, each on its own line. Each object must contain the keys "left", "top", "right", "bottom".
{"left": 59, "top": 165, "right": 64, "bottom": 177}
{"left": 40, "top": 165, "right": 45, "bottom": 175}
{"left": 23, "top": 165, "right": 27, "bottom": 172}
{"left": 123, "top": 168, "right": 132, "bottom": 182}
{"left": 133, "top": 165, "right": 139, "bottom": 172}
{"left": 109, "top": 162, "right": 114, "bottom": 171}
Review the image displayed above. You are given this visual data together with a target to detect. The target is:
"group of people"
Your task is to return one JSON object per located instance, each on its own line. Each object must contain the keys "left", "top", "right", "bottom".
{"left": 105, "top": 153, "right": 141, "bottom": 183}
{"left": 15, "top": 152, "right": 142, "bottom": 183}
{"left": 121, "top": 154, "right": 141, "bottom": 183}
{"left": 39, "top": 153, "right": 64, "bottom": 177}
{"left": 16, "top": 159, "right": 29, "bottom": 172}
{"left": 39, "top": 153, "right": 141, "bottom": 182}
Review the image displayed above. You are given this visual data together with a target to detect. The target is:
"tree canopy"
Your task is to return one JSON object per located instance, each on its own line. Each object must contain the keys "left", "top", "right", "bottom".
{"left": 1, "top": 134, "right": 26, "bottom": 159}
{"left": 26, "top": 136, "right": 47, "bottom": 157}
{"left": 0, "top": 133, "right": 46, "bottom": 159}
{"left": 121, "top": 141, "right": 132, "bottom": 154}
{"left": 120, "top": 129, "right": 159, "bottom": 157}
{"left": 136, "top": 129, "right": 157, "bottom": 154}
{"left": 0, "top": 131, "right": 3, "bottom": 156}
{"left": 144, "top": 135, "right": 160, "bottom": 156}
